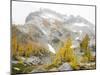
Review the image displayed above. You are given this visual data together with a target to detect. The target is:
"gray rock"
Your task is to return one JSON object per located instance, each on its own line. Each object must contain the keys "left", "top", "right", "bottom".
{"left": 40, "top": 56, "right": 52, "bottom": 64}
{"left": 20, "top": 57, "right": 26, "bottom": 61}
{"left": 24, "top": 56, "right": 41, "bottom": 65}
{"left": 58, "top": 63, "right": 73, "bottom": 71}
{"left": 12, "top": 61, "right": 19, "bottom": 64}
{"left": 31, "top": 67, "right": 46, "bottom": 73}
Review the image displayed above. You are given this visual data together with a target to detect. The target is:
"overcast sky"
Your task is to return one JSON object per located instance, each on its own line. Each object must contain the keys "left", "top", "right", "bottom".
{"left": 12, "top": 1, "right": 95, "bottom": 25}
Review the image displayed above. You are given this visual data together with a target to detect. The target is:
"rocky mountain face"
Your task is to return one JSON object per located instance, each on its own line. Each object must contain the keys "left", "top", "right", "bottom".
{"left": 15, "top": 8, "right": 95, "bottom": 53}
{"left": 12, "top": 8, "right": 96, "bottom": 74}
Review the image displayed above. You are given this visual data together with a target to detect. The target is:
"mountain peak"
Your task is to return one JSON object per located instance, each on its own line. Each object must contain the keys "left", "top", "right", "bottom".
{"left": 17, "top": 8, "right": 95, "bottom": 53}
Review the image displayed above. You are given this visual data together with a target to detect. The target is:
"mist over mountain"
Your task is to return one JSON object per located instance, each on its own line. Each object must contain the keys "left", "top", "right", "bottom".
{"left": 13, "top": 8, "right": 95, "bottom": 53}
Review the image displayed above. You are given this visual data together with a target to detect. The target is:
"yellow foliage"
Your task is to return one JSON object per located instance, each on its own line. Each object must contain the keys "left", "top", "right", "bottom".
{"left": 80, "top": 34, "right": 92, "bottom": 62}
{"left": 48, "top": 36, "right": 79, "bottom": 70}
{"left": 12, "top": 34, "right": 18, "bottom": 57}
{"left": 80, "top": 34, "right": 90, "bottom": 51}
{"left": 12, "top": 33, "right": 49, "bottom": 58}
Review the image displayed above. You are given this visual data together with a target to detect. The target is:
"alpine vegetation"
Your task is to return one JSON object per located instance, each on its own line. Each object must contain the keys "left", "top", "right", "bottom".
{"left": 12, "top": 8, "right": 96, "bottom": 74}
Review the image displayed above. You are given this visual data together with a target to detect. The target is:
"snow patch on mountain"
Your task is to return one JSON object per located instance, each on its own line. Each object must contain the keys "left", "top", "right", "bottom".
{"left": 16, "top": 8, "right": 95, "bottom": 53}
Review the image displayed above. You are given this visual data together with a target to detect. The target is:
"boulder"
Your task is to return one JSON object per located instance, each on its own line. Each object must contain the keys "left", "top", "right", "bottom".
{"left": 24, "top": 56, "right": 41, "bottom": 65}
{"left": 58, "top": 63, "right": 73, "bottom": 71}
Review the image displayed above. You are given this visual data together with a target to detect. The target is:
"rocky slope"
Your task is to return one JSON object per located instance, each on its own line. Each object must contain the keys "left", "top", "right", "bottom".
{"left": 16, "top": 8, "right": 95, "bottom": 53}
